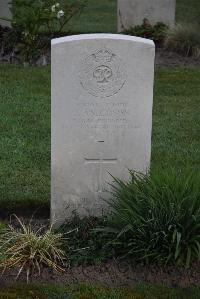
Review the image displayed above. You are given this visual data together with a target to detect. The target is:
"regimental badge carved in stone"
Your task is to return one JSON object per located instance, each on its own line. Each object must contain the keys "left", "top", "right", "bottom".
{"left": 79, "top": 49, "right": 127, "bottom": 98}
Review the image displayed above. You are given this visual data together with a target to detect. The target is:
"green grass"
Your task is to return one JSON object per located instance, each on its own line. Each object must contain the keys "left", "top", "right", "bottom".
{"left": 176, "top": 0, "right": 200, "bottom": 24}
{"left": 0, "top": 283, "right": 200, "bottom": 299}
{"left": 0, "top": 65, "right": 50, "bottom": 214}
{"left": 152, "top": 68, "right": 200, "bottom": 170}
{"left": 68, "top": 0, "right": 200, "bottom": 33}
{"left": 0, "top": 65, "right": 199, "bottom": 214}
{"left": 68, "top": 0, "right": 117, "bottom": 33}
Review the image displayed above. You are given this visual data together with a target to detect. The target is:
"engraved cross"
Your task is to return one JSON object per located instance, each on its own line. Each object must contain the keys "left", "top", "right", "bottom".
{"left": 85, "top": 154, "right": 117, "bottom": 193}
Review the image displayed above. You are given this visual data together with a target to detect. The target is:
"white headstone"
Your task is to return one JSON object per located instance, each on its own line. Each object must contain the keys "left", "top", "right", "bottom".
{"left": 118, "top": 0, "right": 176, "bottom": 32}
{"left": 51, "top": 34, "right": 155, "bottom": 227}
{"left": 0, "top": 0, "right": 11, "bottom": 27}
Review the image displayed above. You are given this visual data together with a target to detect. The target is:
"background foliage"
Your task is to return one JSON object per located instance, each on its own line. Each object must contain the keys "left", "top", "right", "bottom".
{"left": 66, "top": 0, "right": 200, "bottom": 33}
{"left": 165, "top": 23, "right": 200, "bottom": 57}
{"left": 9, "top": 0, "right": 84, "bottom": 64}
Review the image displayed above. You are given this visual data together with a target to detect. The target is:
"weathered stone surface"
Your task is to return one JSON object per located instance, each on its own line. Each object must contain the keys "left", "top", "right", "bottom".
{"left": 0, "top": 0, "right": 11, "bottom": 27}
{"left": 51, "top": 34, "right": 155, "bottom": 227}
{"left": 118, "top": 0, "right": 176, "bottom": 32}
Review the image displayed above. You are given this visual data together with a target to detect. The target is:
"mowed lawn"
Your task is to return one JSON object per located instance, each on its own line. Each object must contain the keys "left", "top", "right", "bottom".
{"left": 1, "top": 283, "right": 200, "bottom": 299}
{"left": 68, "top": 0, "right": 200, "bottom": 33}
{"left": 0, "top": 65, "right": 199, "bottom": 212}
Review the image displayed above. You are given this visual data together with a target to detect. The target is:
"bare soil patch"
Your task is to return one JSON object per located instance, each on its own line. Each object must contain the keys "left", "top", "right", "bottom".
{"left": 0, "top": 218, "right": 200, "bottom": 288}
{"left": 0, "top": 260, "right": 200, "bottom": 288}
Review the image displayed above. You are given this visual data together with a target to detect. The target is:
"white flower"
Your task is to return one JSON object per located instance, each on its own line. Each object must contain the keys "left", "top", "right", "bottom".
{"left": 23, "top": 31, "right": 29, "bottom": 36}
{"left": 51, "top": 4, "right": 56, "bottom": 12}
{"left": 57, "top": 10, "right": 64, "bottom": 19}
{"left": 55, "top": 3, "right": 60, "bottom": 8}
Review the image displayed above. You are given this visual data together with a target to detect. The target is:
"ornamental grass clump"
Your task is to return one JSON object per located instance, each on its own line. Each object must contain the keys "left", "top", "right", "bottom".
{"left": 0, "top": 216, "right": 67, "bottom": 282}
{"left": 165, "top": 23, "right": 200, "bottom": 57}
{"left": 104, "top": 170, "right": 200, "bottom": 267}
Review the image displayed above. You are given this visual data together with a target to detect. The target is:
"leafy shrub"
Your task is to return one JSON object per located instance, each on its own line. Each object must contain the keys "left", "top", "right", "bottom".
{"left": 0, "top": 26, "right": 22, "bottom": 62}
{"left": 123, "top": 20, "right": 168, "bottom": 45}
{"left": 59, "top": 214, "right": 113, "bottom": 265}
{"left": 165, "top": 23, "right": 200, "bottom": 57}
{"left": 0, "top": 215, "right": 67, "bottom": 282}
{"left": 2, "top": 0, "right": 85, "bottom": 65}
{"left": 101, "top": 170, "right": 200, "bottom": 267}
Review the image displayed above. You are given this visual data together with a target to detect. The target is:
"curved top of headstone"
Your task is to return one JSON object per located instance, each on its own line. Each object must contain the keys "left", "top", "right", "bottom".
{"left": 51, "top": 33, "right": 154, "bottom": 47}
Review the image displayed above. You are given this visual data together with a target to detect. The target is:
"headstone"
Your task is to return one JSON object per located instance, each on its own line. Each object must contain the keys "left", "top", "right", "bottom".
{"left": 51, "top": 34, "right": 155, "bottom": 227}
{"left": 118, "top": 0, "right": 176, "bottom": 32}
{"left": 0, "top": 0, "right": 11, "bottom": 27}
